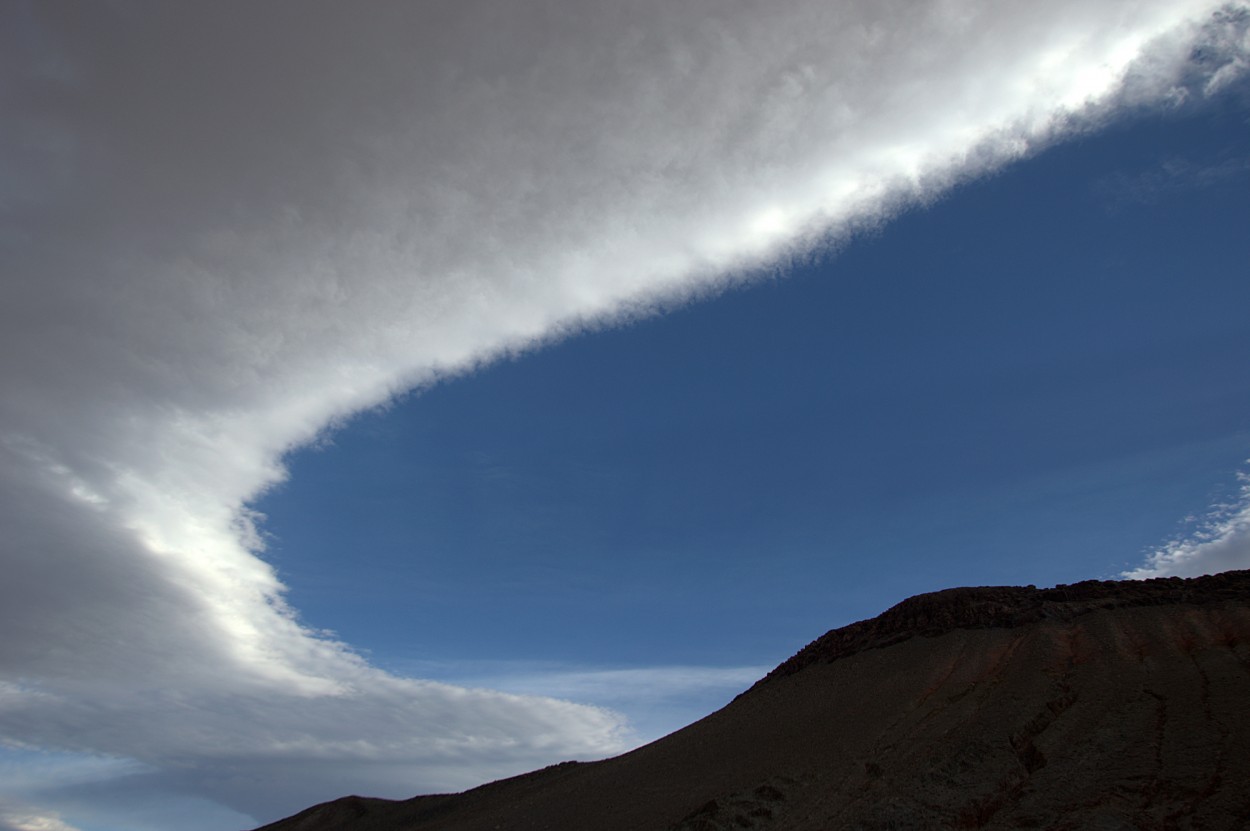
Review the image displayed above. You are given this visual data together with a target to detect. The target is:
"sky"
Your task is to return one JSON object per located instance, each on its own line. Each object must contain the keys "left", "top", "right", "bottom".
{"left": 1, "top": 2, "right": 1248, "bottom": 830}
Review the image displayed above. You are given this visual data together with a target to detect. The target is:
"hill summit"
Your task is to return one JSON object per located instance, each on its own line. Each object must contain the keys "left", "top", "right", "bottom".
{"left": 257, "top": 571, "right": 1250, "bottom": 830}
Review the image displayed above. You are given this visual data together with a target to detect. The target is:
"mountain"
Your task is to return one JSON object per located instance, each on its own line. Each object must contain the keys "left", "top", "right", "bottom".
{"left": 255, "top": 571, "right": 1250, "bottom": 830}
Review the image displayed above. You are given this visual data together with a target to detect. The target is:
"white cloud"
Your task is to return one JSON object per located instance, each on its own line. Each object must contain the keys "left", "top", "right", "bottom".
{"left": 421, "top": 662, "right": 772, "bottom": 744}
{"left": 1200, "top": 5, "right": 1250, "bottom": 93}
{"left": 1, "top": 0, "right": 1246, "bottom": 826}
{"left": 1125, "top": 465, "right": 1250, "bottom": 578}
{"left": 0, "top": 802, "right": 81, "bottom": 831}
{"left": 479, "top": 665, "right": 770, "bottom": 704}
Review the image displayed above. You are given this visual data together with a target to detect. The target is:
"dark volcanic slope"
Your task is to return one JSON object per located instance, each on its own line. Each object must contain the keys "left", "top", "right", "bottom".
{"left": 257, "top": 571, "right": 1250, "bottom": 831}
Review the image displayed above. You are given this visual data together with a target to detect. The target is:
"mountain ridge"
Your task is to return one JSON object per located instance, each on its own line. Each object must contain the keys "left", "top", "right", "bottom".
{"left": 255, "top": 570, "right": 1250, "bottom": 831}
{"left": 759, "top": 570, "right": 1249, "bottom": 686}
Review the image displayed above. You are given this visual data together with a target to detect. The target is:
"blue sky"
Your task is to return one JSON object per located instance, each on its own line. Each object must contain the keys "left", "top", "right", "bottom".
{"left": 261, "top": 94, "right": 1250, "bottom": 677}
{"left": 2, "top": 3, "right": 1249, "bottom": 830}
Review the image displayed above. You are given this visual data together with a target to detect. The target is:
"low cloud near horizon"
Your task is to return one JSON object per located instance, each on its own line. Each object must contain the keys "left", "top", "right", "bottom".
{"left": 1126, "top": 464, "right": 1250, "bottom": 579}
{"left": 2, "top": 1, "right": 1248, "bottom": 826}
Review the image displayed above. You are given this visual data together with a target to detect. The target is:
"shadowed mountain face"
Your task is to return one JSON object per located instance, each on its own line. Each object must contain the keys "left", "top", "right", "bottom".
{"left": 256, "top": 572, "right": 1250, "bottom": 830}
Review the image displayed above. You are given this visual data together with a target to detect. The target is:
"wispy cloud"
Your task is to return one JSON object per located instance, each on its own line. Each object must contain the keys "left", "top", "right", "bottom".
{"left": 476, "top": 665, "right": 769, "bottom": 702}
{"left": 1094, "top": 155, "right": 1250, "bottom": 209}
{"left": 0, "top": 802, "right": 82, "bottom": 831}
{"left": 1125, "top": 464, "right": 1250, "bottom": 578}
{"left": 1, "top": 0, "right": 1246, "bottom": 825}
{"left": 416, "top": 662, "right": 772, "bottom": 743}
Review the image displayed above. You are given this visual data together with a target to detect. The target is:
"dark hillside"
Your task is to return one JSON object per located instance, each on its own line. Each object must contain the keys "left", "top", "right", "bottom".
{"left": 256, "top": 571, "right": 1250, "bottom": 830}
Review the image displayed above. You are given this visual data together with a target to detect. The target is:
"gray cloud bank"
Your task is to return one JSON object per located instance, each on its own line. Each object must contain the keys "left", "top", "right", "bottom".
{"left": 2, "top": 1, "right": 1247, "bottom": 826}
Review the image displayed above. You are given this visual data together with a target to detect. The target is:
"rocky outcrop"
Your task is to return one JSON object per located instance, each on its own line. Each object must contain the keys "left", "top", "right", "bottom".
{"left": 760, "top": 570, "right": 1250, "bottom": 684}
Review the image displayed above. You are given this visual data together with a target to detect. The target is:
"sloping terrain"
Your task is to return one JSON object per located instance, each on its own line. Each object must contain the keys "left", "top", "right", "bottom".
{"left": 257, "top": 571, "right": 1250, "bottom": 830}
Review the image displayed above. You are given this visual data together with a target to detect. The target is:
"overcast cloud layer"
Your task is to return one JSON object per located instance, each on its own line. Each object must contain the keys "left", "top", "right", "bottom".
{"left": 2, "top": 1, "right": 1248, "bottom": 827}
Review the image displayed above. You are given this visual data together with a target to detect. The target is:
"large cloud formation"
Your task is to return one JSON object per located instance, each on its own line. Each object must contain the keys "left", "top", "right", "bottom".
{"left": 2, "top": 1, "right": 1247, "bottom": 827}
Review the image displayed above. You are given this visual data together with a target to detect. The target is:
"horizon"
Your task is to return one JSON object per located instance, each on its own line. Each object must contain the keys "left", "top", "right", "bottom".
{"left": 2, "top": 3, "right": 1249, "bottom": 830}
